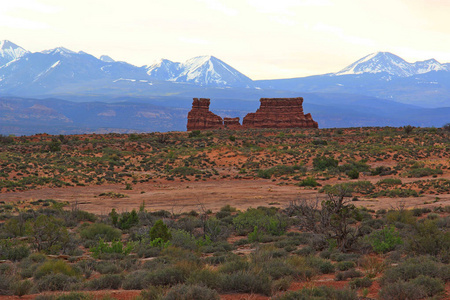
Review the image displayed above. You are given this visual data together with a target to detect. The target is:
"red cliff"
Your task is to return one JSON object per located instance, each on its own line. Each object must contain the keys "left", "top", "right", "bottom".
{"left": 242, "top": 97, "right": 318, "bottom": 129}
{"left": 186, "top": 97, "right": 318, "bottom": 131}
{"left": 187, "top": 98, "right": 223, "bottom": 131}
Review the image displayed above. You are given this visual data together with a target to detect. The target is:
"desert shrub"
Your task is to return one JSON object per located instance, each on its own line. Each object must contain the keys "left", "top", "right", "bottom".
{"left": 272, "top": 286, "right": 357, "bottom": 300}
{"left": 443, "top": 123, "right": 450, "bottom": 132}
{"left": 347, "top": 169, "right": 359, "bottom": 179}
{"left": 146, "top": 266, "right": 186, "bottom": 286}
{"left": 403, "top": 125, "right": 414, "bottom": 134}
{"left": 297, "top": 177, "right": 320, "bottom": 187}
{"left": 219, "top": 257, "right": 250, "bottom": 274}
{"left": 171, "top": 167, "right": 201, "bottom": 176}
{"left": 27, "top": 215, "right": 70, "bottom": 254}
{"left": 380, "top": 257, "right": 450, "bottom": 286}
{"left": 0, "top": 239, "right": 30, "bottom": 261}
{"left": 12, "top": 280, "right": 33, "bottom": 296}
{"left": 366, "top": 226, "right": 403, "bottom": 254}
{"left": 386, "top": 209, "right": 415, "bottom": 225}
{"left": 379, "top": 276, "right": 444, "bottom": 300}
{"left": 122, "top": 270, "right": 151, "bottom": 290}
{"left": 339, "top": 160, "right": 370, "bottom": 173}
{"left": 169, "top": 229, "right": 197, "bottom": 250}
{"left": 87, "top": 274, "right": 123, "bottom": 290}
{"left": 94, "top": 261, "right": 122, "bottom": 274}
{"left": 35, "top": 259, "right": 78, "bottom": 279}
{"left": 406, "top": 167, "right": 443, "bottom": 178}
{"left": 90, "top": 239, "right": 133, "bottom": 259}
{"left": 0, "top": 273, "right": 12, "bottom": 295}
{"left": 406, "top": 220, "right": 450, "bottom": 258}
{"left": 118, "top": 209, "right": 139, "bottom": 230}
{"left": 257, "top": 164, "right": 304, "bottom": 179}
{"left": 163, "top": 284, "right": 220, "bottom": 300}
{"left": 150, "top": 220, "right": 172, "bottom": 242}
{"left": 188, "top": 130, "right": 201, "bottom": 138}
{"left": 313, "top": 156, "right": 338, "bottom": 171}
{"left": 233, "top": 207, "right": 287, "bottom": 236}
{"left": 335, "top": 269, "right": 363, "bottom": 281}
{"left": 220, "top": 271, "right": 272, "bottom": 295}
{"left": 377, "top": 178, "right": 402, "bottom": 186}
{"left": 186, "top": 269, "right": 222, "bottom": 289}
{"left": 36, "top": 273, "right": 80, "bottom": 291}
{"left": 79, "top": 223, "right": 121, "bottom": 241}
{"left": 0, "top": 134, "right": 14, "bottom": 145}
{"left": 336, "top": 260, "right": 356, "bottom": 271}
{"left": 349, "top": 276, "right": 372, "bottom": 289}
{"left": 262, "top": 259, "right": 296, "bottom": 280}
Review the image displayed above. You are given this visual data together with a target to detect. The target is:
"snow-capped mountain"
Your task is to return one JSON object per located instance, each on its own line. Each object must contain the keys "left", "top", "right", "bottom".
{"left": 145, "top": 55, "right": 254, "bottom": 87}
{"left": 0, "top": 40, "right": 29, "bottom": 67}
{"left": 145, "top": 59, "right": 182, "bottom": 81}
{"left": 100, "top": 55, "right": 115, "bottom": 63}
{"left": 335, "top": 52, "right": 448, "bottom": 77}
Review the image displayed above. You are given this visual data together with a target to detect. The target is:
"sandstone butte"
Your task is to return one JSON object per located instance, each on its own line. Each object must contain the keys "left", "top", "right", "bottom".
{"left": 186, "top": 97, "right": 318, "bottom": 131}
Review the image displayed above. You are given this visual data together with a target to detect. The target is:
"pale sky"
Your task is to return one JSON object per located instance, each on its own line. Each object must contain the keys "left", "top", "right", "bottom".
{"left": 1, "top": 0, "right": 449, "bottom": 79}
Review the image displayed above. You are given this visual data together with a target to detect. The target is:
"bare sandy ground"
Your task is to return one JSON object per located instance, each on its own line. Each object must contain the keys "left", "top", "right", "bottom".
{"left": 2, "top": 177, "right": 450, "bottom": 215}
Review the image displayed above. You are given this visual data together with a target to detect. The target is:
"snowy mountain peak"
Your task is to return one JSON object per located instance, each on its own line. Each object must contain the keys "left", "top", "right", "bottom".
{"left": 100, "top": 55, "right": 115, "bottom": 62}
{"left": 41, "top": 47, "right": 76, "bottom": 57}
{"left": 335, "top": 52, "right": 448, "bottom": 77}
{"left": 336, "top": 52, "right": 415, "bottom": 77}
{"left": 0, "top": 40, "right": 29, "bottom": 66}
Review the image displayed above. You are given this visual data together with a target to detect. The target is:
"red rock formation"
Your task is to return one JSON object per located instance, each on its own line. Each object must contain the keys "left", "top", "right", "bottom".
{"left": 187, "top": 98, "right": 223, "bottom": 131}
{"left": 186, "top": 97, "right": 318, "bottom": 131}
{"left": 242, "top": 97, "right": 318, "bottom": 129}
{"left": 223, "top": 117, "right": 241, "bottom": 129}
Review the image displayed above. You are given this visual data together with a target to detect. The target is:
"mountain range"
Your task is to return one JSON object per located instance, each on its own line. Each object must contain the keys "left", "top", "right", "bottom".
{"left": 1, "top": 40, "right": 450, "bottom": 135}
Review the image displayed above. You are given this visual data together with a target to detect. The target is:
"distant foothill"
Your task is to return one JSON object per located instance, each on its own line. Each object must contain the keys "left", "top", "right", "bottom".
{"left": 187, "top": 97, "right": 318, "bottom": 131}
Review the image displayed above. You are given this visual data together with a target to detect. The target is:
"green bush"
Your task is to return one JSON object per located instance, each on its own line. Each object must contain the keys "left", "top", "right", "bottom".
{"left": 80, "top": 223, "right": 121, "bottom": 241}
{"left": 336, "top": 261, "right": 356, "bottom": 271}
{"left": 90, "top": 239, "right": 133, "bottom": 258}
{"left": 367, "top": 226, "right": 403, "bottom": 254}
{"left": 406, "top": 167, "right": 443, "bottom": 178}
{"left": 297, "top": 177, "right": 320, "bottom": 187}
{"left": 150, "top": 220, "right": 172, "bottom": 242}
{"left": 146, "top": 266, "right": 186, "bottom": 286}
{"left": 379, "top": 276, "right": 444, "bottom": 300}
{"left": 257, "top": 165, "right": 304, "bottom": 179}
{"left": 272, "top": 286, "right": 357, "bottom": 300}
{"left": 313, "top": 156, "right": 338, "bottom": 171}
{"left": 377, "top": 178, "right": 402, "bottom": 186}
{"left": 12, "top": 280, "right": 33, "bottom": 296}
{"left": 87, "top": 274, "right": 123, "bottom": 290}
{"left": 233, "top": 207, "right": 287, "bottom": 236}
{"left": 349, "top": 277, "right": 372, "bottom": 289}
{"left": 347, "top": 169, "right": 359, "bottom": 179}
{"left": 163, "top": 284, "right": 220, "bottom": 300}
{"left": 36, "top": 273, "right": 80, "bottom": 292}
{"left": 187, "top": 269, "right": 222, "bottom": 290}
{"left": 35, "top": 260, "right": 78, "bottom": 279}
{"left": 220, "top": 271, "right": 272, "bottom": 296}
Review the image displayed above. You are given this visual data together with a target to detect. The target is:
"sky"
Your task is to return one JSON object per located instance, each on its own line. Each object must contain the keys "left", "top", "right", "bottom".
{"left": 1, "top": 0, "right": 449, "bottom": 80}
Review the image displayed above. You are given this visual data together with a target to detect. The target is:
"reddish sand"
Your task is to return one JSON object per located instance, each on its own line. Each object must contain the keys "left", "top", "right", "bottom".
{"left": 2, "top": 176, "right": 450, "bottom": 214}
